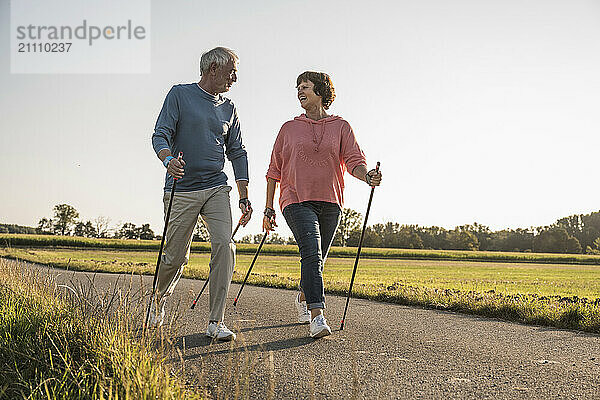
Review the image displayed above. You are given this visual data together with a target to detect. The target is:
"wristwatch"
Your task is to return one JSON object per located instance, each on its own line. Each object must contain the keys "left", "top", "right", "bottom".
{"left": 264, "top": 207, "right": 275, "bottom": 218}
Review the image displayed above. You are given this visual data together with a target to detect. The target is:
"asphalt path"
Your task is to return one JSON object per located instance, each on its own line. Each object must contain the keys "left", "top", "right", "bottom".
{"left": 20, "top": 262, "right": 600, "bottom": 399}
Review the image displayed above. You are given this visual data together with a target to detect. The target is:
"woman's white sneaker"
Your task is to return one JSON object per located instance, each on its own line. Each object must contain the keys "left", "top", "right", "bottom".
{"left": 309, "top": 315, "right": 332, "bottom": 338}
{"left": 295, "top": 293, "right": 311, "bottom": 324}
{"left": 206, "top": 321, "right": 236, "bottom": 341}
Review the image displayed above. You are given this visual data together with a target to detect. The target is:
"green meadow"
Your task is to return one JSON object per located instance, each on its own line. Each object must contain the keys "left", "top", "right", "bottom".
{"left": 2, "top": 246, "right": 600, "bottom": 333}
{"left": 3, "top": 234, "right": 600, "bottom": 264}
{"left": 2, "top": 247, "right": 600, "bottom": 298}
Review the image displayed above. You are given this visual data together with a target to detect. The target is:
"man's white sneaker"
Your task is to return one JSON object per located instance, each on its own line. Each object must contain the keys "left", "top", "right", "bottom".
{"left": 147, "top": 297, "right": 165, "bottom": 328}
{"left": 309, "top": 314, "right": 332, "bottom": 338}
{"left": 206, "top": 321, "right": 236, "bottom": 341}
{"left": 295, "top": 293, "right": 311, "bottom": 324}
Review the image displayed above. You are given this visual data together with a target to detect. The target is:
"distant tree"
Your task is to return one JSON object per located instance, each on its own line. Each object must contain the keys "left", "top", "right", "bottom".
{"left": 239, "top": 234, "right": 253, "bottom": 244}
{"left": 566, "top": 236, "right": 582, "bottom": 254}
{"left": 534, "top": 227, "right": 572, "bottom": 253}
{"left": 579, "top": 211, "right": 600, "bottom": 250}
{"left": 416, "top": 226, "right": 449, "bottom": 250}
{"left": 347, "top": 225, "right": 382, "bottom": 247}
{"left": 488, "top": 228, "right": 534, "bottom": 252}
{"left": 382, "top": 222, "right": 398, "bottom": 248}
{"left": 266, "top": 233, "right": 285, "bottom": 244}
{"left": 74, "top": 221, "right": 97, "bottom": 238}
{"left": 116, "top": 223, "right": 139, "bottom": 239}
{"left": 555, "top": 211, "right": 600, "bottom": 250}
{"left": 193, "top": 220, "right": 210, "bottom": 242}
{"left": 73, "top": 222, "right": 85, "bottom": 237}
{"left": 369, "top": 224, "right": 386, "bottom": 247}
{"left": 447, "top": 229, "right": 479, "bottom": 251}
{"left": 0, "top": 224, "right": 37, "bottom": 234}
{"left": 556, "top": 214, "right": 583, "bottom": 239}
{"left": 37, "top": 218, "right": 54, "bottom": 235}
{"left": 286, "top": 236, "right": 297, "bottom": 245}
{"left": 334, "top": 208, "right": 362, "bottom": 246}
{"left": 586, "top": 238, "right": 600, "bottom": 255}
{"left": 138, "top": 224, "right": 155, "bottom": 240}
{"left": 394, "top": 226, "right": 424, "bottom": 249}
{"left": 253, "top": 234, "right": 264, "bottom": 244}
{"left": 93, "top": 216, "right": 111, "bottom": 238}
{"left": 52, "top": 204, "right": 79, "bottom": 236}
{"left": 458, "top": 223, "right": 492, "bottom": 250}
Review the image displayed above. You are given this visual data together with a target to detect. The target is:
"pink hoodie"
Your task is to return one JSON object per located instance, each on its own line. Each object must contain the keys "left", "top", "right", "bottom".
{"left": 266, "top": 114, "right": 367, "bottom": 212}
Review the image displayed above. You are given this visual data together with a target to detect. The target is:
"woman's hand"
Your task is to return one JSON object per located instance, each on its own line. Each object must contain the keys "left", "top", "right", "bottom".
{"left": 351, "top": 164, "right": 382, "bottom": 187}
{"left": 263, "top": 207, "right": 277, "bottom": 232}
{"left": 365, "top": 168, "right": 382, "bottom": 187}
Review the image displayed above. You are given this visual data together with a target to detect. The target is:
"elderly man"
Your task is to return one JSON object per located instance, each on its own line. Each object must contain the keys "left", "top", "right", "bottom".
{"left": 150, "top": 47, "right": 252, "bottom": 341}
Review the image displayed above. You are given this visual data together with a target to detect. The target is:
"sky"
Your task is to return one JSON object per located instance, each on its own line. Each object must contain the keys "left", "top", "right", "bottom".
{"left": 1, "top": 0, "right": 599, "bottom": 239}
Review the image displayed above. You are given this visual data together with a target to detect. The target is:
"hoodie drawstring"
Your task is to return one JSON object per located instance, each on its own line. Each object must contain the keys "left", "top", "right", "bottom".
{"left": 311, "top": 122, "right": 326, "bottom": 152}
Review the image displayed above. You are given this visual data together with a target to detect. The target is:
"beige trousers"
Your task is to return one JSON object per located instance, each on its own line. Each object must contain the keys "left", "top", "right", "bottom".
{"left": 156, "top": 185, "right": 235, "bottom": 322}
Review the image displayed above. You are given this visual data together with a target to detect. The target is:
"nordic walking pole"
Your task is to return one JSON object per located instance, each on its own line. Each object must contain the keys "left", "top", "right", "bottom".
{"left": 340, "top": 162, "right": 380, "bottom": 330}
{"left": 233, "top": 230, "right": 268, "bottom": 307}
{"left": 145, "top": 152, "right": 183, "bottom": 328}
{"left": 190, "top": 216, "right": 244, "bottom": 309}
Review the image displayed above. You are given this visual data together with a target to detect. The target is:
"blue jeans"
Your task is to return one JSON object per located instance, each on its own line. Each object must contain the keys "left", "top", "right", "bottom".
{"left": 283, "top": 201, "right": 341, "bottom": 310}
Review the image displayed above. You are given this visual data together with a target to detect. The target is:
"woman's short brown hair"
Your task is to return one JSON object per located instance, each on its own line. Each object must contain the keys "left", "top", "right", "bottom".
{"left": 296, "top": 71, "right": 336, "bottom": 110}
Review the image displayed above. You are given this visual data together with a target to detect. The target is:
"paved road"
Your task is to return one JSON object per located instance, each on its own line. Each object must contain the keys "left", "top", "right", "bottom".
{"left": 22, "top": 261, "right": 600, "bottom": 399}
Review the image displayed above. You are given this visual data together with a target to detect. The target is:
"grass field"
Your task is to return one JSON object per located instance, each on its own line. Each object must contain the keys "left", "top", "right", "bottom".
{"left": 2, "top": 247, "right": 600, "bottom": 333}
{"left": 3, "top": 234, "right": 600, "bottom": 264}
{"left": 3, "top": 247, "right": 600, "bottom": 298}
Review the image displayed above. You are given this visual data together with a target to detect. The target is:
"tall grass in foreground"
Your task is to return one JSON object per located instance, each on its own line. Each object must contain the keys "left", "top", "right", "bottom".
{"left": 0, "top": 258, "right": 202, "bottom": 400}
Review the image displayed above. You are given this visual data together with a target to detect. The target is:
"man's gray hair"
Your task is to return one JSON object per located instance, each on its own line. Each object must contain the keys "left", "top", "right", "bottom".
{"left": 199, "top": 47, "right": 238, "bottom": 75}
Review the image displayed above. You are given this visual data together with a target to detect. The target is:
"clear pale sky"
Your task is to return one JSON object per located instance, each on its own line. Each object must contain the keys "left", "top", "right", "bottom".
{"left": 1, "top": 0, "right": 599, "bottom": 238}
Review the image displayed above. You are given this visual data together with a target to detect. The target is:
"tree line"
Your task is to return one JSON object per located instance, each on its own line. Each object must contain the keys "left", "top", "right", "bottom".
{"left": 30, "top": 204, "right": 152, "bottom": 240}
{"left": 236, "top": 208, "right": 600, "bottom": 255}
{"left": 3, "top": 203, "right": 599, "bottom": 254}
{"left": 30, "top": 203, "right": 213, "bottom": 242}
{"left": 335, "top": 209, "right": 600, "bottom": 255}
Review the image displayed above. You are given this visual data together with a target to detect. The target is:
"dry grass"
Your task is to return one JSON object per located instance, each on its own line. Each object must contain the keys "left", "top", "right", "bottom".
{"left": 0, "top": 258, "right": 203, "bottom": 399}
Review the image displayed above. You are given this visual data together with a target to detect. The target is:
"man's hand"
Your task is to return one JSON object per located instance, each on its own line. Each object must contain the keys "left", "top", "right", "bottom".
{"left": 365, "top": 168, "right": 382, "bottom": 187}
{"left": 239, "top": 198, "right": 253, "bottom": 226}
{"left": 263, "top": 207, "right": 277, "bottom": 232}
{"left": 166, "top": 157, "right": 185, "bottom": 180}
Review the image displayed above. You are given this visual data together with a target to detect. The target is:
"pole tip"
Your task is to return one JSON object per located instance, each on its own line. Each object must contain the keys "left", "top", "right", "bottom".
{"left": 233, "top": 298, "right": 238, "bottom": 307}
{"left": 340, "top": 320, "right": 345, "bottom": 330}
{"left": 190, "top": 302, "right": 196, "bottom": 310}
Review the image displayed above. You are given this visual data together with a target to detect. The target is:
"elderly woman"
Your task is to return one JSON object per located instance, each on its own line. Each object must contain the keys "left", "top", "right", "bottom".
{"left": 263, "top": 71, "right": 382, "bottom": 338}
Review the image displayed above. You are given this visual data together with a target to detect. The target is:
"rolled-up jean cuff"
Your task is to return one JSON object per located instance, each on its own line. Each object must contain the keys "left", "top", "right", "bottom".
{"left": 307, "top": 302, "right": 325, "bottom": 310}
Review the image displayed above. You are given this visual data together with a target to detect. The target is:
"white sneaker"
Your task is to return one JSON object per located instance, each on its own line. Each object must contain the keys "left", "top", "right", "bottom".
{"left": 206, "top": 321, "right": 236, "bottom": 341}
{"left": 309, "top": 314, "right": 332, "bottom": 338}
{"left": 295, "top": 293, "right": 311, "bottom": 324}
{"left": 147, "top": 297, "right": 165, "bottom": 328}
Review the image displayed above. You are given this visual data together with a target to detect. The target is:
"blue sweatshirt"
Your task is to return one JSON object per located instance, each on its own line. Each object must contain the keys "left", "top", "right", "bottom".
{"left": 152, "top": 83, "right": 249, "bottom": 192}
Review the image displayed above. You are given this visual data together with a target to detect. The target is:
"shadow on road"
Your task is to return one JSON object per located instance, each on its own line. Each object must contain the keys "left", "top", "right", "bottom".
{"left": 238, "top": 322, "right": 301, "bottom": 333}
{"left": 174, "top": 335, "right": 314, "bottom": 362}
{"left": 175, "top": 321, "right": 306, "bottom": 351}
